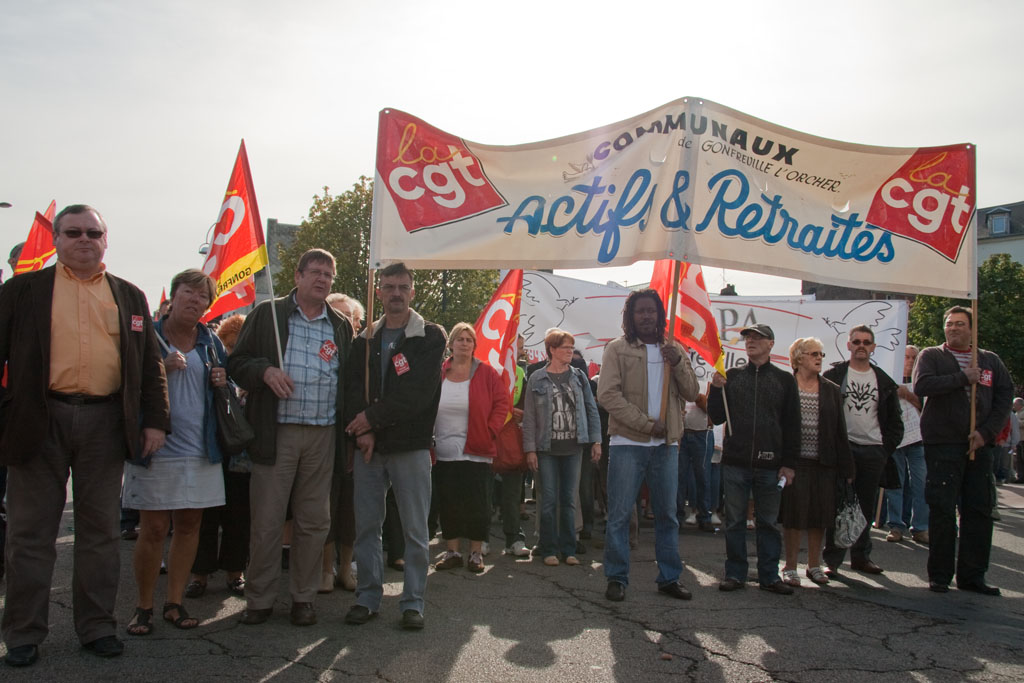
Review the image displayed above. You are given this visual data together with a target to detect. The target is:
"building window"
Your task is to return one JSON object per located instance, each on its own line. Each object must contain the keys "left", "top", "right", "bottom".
{"left": 988, "top": 213, "right": 1009, "bottom": 235}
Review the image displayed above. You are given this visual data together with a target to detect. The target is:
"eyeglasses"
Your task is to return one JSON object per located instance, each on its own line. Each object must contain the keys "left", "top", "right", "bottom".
{"left": 802, "top": 351, "right": 825, "bottom": 358}
{"left": 59, "top": 228, "right": 105, "bottom": 240}
{"left": 849, "top": 339, "right": 874, "bottom": 346}
{"left": 380, "top": 283, "right": 412, "bottom": 293}
{"left": 303, "top": 268, "right": 335, "bottom": 280}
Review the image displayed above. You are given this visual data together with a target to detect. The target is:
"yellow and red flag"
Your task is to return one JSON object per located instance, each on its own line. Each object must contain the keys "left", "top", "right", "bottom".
{"left": 14, "top": 200, "right": 57, "bottom": 275}
{"left": 473, "top": 269, "right": 523, "bottom": 416}
{"left": 201, "top": 140, "right": 268, "bottom": 322}
{"left": 650, "top": 259, "right": 725, "bottom": 376}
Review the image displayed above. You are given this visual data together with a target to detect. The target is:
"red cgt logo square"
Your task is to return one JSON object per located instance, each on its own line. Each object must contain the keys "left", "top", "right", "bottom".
{"left": 377, "top": 109, "right": 507, "bottom": 233}
{"left": 866, "top": 146, "right": 975, "bottom": 262}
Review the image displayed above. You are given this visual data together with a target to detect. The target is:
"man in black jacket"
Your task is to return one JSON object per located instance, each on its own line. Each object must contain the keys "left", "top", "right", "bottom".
{"left": 822, "top": 324, "right": 903, "bottom": 576}
{"left": 708, "top": 324, "right": 799, "bottom": 595}
{"left": 343, "top": 262, "right": 446, "bottom": 631}
{"left": 914, "top": 306, "right": 1012, "bottom": 595}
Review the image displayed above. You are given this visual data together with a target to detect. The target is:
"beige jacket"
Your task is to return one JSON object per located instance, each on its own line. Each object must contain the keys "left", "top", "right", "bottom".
{"left": 597, "top": 337, "right": 699, "bottom": 443}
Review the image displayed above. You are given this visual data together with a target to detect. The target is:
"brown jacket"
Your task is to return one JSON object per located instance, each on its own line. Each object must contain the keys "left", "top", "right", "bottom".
{"left": 0, "top": 266, "right": 170, "bottom": 464}
{"left": 597, "top": 337, "right": 698, "bottom": 443}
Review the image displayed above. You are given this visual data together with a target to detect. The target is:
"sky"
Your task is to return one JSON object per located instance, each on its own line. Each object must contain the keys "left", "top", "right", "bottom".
{"left": 2, "top": 0, "right": 1022, "bottom": 306}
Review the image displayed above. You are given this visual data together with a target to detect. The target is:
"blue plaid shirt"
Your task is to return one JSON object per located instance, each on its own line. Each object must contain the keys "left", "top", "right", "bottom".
{"left": 277, "top": 300, "right": 339, "bottom": 426}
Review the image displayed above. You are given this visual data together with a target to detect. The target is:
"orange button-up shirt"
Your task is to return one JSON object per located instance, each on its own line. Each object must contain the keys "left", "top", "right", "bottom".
{"left": 49, "top": 261, "right": 122, "bottom": 395}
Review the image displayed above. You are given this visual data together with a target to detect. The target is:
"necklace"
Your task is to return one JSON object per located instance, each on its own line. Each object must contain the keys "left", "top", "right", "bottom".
{"left": 164, "top": 321, "right": 198, "bottom": 352}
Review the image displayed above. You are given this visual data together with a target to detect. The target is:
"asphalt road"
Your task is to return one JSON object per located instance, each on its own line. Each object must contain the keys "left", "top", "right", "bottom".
{"left": 2, "top": 485, "right": 1023, "bottom": 681}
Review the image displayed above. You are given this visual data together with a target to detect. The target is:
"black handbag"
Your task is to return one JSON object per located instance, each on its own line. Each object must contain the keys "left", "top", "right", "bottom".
{"left": 207, "top": 347, "right": 255, "bottom": 456}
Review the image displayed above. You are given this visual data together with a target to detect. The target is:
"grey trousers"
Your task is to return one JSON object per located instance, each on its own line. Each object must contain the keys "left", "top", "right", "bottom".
{"left": 353, "top": 448, "right": 431, "bottom": 615}
{"left": 2, "top": 399, "right": 125, "bottom": 648}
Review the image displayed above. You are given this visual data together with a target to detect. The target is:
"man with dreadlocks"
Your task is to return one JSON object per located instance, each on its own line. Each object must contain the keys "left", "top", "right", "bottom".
{"left": 597, "top": 289, "right": 698, "bottom": 602}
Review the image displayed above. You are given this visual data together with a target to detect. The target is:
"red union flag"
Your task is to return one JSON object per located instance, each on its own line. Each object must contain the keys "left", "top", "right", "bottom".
{"left": 473, "top": 270, "right": 523, "bottom": 415}
{"left": 650, "top": 259, "right": 725, "bottom": 375}
{"left": 866, "top": 145, "right": 975, "bottom": 262}
{"left": 14, "top": 200, "right": 57, "bottom": 275}
{"left": 201, "top": 140, "right": 268, "bottom": 321}
{"left": 202, "top": 279, "right": 254, "bottom": 323}
{"left": 376, "top": 108, "right": 507, "bottom": 233}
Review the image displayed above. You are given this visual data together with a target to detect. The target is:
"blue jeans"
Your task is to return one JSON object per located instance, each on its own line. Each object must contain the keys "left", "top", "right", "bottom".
{"left": 885, "top": 443, "right": 929, "bottom": 532}
{"left": 722, "top": 465, "right": 782, "bottom": 585}
{"left": 604, "top": 443, "right": 681, "bottom": 587}
{"left": 352, "top": 448, "right": 431, "bottom": 615}
{"left": 678, "top": 431, "right": 712, "bottom": 521}
{"left": 536, "top": 452, "right": 581, "bottom": 558}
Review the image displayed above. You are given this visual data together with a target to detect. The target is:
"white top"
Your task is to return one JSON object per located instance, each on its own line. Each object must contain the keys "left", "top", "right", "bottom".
{"left": 844, "top": 367, "right": 883, "bottom": 446}
{"left": 610, "top": 343, "right": 666, "bottom": 448}
{"left": 434, "top": 377, "right": 489, "bottom": 463}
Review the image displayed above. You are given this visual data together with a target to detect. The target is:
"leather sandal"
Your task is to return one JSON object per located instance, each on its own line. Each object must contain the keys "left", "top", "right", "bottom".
{"left": 163, "top": 602, "right": 199, "bottom": 630}
{"left": 806, "top": 567, "right": 830, "bottom": 585}
{"left": 126, "top": 606, "right": 154, "bottom": 636}
{"left": 782, "top": 569, "right": 801, "bottom": 587}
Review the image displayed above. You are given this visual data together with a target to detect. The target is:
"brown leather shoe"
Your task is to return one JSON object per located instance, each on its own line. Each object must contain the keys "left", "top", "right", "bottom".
{"left": 290, "top": 602, "right": 317, "bottom": 626}
{"left": 851, "top": 559, "right": 884, "bottom": 575}
{"left": 239, "top": 607, "right": 272, "bottom": 625}
{"left": 912, "top": 530, "right": 930, "bottom": 545}
{"left": 885, "top": 528, "right": 903, "bottom": 542}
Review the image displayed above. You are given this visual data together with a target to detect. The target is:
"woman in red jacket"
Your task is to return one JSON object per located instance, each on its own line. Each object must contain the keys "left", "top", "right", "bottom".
{"left": 432, "top": 323, "right": 509, "bottom": 573}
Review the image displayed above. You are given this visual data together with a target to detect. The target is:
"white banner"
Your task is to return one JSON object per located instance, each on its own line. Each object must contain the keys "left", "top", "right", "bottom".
{"left": 372, "top": 98, "right": 976, "bottom": 297}
{"left": 519, "top": 270, "right": 908, "bottom": 382}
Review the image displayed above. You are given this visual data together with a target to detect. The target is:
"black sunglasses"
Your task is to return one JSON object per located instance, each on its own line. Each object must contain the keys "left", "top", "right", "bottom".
{"left": 60, "top": 228, "right": 105, "bottom": 240}
{"left": 850, "top": 339, "right": 874, "bottom": 346}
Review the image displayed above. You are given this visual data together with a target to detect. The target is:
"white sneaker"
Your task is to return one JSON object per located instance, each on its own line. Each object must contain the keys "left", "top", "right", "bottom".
{"left": 684, "top": 513, "right": 697, "bottom": 526}
{"left": 710, "top": 513, "right": 722, "bottom": 525}
{"left": 481, "top": 542, "right": 490, "bottom": 556}
{"left": 504, "top": 540, "right": 530, "bottom": 557}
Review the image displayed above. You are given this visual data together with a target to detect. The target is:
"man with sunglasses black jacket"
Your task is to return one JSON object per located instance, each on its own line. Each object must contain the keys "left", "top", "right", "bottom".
{"left": 822, "top": 324, "right": 903, "bottom": 578}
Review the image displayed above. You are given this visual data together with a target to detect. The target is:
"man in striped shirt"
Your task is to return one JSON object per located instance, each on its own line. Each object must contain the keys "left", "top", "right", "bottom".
{"left": 913, "top": 305, "right": 1013, "bottom": 596}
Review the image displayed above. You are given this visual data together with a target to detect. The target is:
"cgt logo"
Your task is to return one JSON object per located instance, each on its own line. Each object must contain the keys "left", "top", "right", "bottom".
{"left": 866, "top": 146, "right": 975, "bottom": 262}
{"left": 377, "top": 109, "right": 507, "bottom": 233}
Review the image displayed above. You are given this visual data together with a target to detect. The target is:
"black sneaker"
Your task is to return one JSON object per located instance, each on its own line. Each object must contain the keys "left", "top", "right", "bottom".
{"left": 401, "top": 609, "right": 424, "bottom": 630}
{"left": 759, "top": 580, "right": 794, "bottom": 595}
{"left": 344, "top": 605, "right": 377, "bottom": 625}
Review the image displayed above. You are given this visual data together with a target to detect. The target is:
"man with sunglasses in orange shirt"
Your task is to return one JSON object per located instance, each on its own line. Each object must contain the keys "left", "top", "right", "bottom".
{"left": 0, "top": 205, "right": 169, "bottom": 667}
{"left": 822, "top": 324, "right": 903, "bottom": 578}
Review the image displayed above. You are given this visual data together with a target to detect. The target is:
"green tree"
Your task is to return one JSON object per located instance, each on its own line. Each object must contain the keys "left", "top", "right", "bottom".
{"left": 275, "top": 177, "right": 500, "bottom": 332}
{"left": 908, "top": 253, "right": 1024, "bottom": 385}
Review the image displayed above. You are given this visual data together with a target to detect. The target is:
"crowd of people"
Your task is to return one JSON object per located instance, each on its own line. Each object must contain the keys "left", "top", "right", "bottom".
{"left": 0, "top": 204, "right": 1018, "bottom": 669}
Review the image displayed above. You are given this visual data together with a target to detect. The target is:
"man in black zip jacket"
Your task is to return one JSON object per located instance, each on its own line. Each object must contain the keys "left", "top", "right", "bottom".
{"left": 342, "top": 262, "right": 446, "bottom": 630}
{"left": 708, "top": 324, "right": 799, "bottom": 595}
{"left": 822, "top": 324, "right": 903, "bottom": 576}
{"left": 913, "top": 306, "right": 1012, "bottom": 596}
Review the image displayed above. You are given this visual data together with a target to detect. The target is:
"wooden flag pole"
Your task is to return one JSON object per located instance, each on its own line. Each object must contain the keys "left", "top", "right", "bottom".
{"left": 265, "top": 267, "right": 284, "bottom": 368}
{"left": 659, "top": 259, "right": 682, "bottom": 423}
{"left": 364, "top": 266, "right": 376, "bottom": 404}
{"left": 968, "top": 298, "right": 979, "bottom": 460}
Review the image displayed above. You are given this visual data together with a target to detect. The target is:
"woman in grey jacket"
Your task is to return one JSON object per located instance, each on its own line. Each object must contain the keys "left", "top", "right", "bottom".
{"left": 522, "top": 329, "right": 601, "bottom": 567}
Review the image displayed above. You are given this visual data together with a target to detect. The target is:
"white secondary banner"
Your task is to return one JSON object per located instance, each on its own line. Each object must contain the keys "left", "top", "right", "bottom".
{"left": 519, "top": 270, "right": 908, "bottom": 381}
{"left": 372, "top": 98, "right": 976, "bottom": 298}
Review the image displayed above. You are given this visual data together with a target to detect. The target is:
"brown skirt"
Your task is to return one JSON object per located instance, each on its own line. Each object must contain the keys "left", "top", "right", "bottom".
{"left": 780, "top": 459, "right": 839, "bottom": 530}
